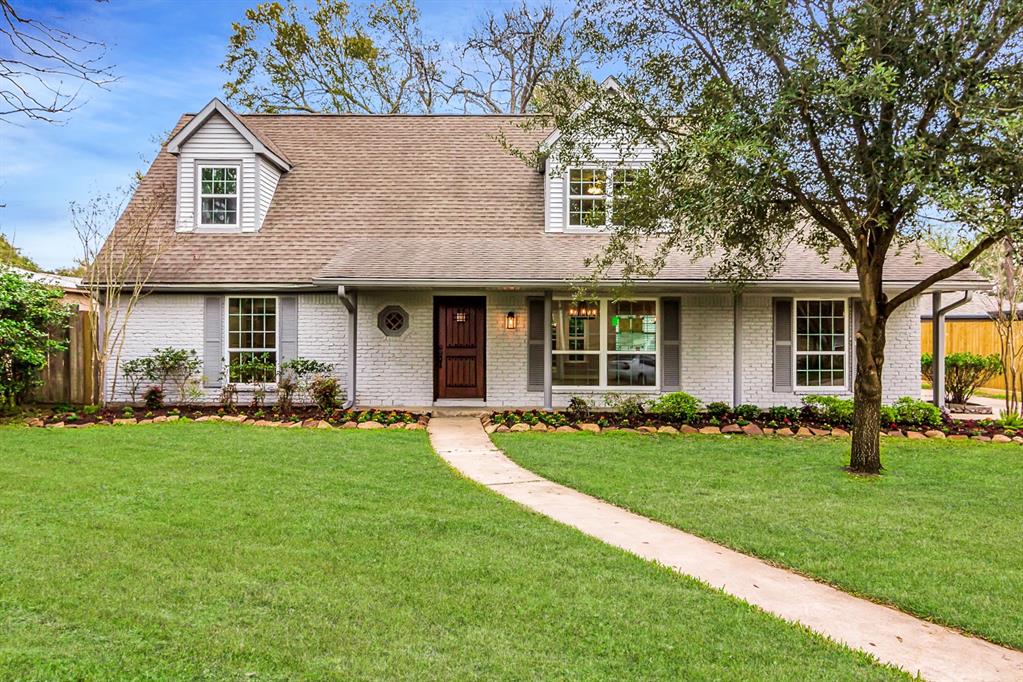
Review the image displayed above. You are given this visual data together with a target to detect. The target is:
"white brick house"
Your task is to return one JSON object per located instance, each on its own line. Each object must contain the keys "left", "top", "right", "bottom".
{"left": 103, "top": 96, "right": 986, "bottom": 409}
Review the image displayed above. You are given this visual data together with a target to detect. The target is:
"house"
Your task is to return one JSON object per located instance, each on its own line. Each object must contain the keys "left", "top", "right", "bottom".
{"left": 102, "top": 92, "right": 988, "bottom": 409}
{"left": 9, "top": 266, "right": 91, "bottom": 311}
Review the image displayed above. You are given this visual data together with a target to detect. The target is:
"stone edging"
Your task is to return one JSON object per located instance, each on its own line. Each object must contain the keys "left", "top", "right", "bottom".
{"left": 23, "top": 415, "right": 428, "bottom": 431}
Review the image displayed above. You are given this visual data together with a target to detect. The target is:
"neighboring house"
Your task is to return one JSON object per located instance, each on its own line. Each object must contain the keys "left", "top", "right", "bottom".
{"left": 102, "top": 88, "right": 988, "bottom": 409}
{"left": 8, "top": 266, "right": 91, "bottom": 311}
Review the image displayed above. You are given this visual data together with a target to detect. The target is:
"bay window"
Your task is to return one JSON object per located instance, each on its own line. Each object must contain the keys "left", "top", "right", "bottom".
{"left": 795, "top": 299, "right": 846, "bottom": 388}
{"left": 551, "top": 299, "right": 657, "bottom": 388}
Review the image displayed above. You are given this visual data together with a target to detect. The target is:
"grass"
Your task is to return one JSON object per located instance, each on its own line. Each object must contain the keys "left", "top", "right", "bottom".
{"left": 0, "top": 424, "right": 904, "bottom": 680}
{"left": 495, "top": 431, "right": 1023, "bottom": 651}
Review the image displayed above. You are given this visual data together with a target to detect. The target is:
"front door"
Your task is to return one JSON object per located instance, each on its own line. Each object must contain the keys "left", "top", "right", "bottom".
{"left": 435, "top": 297, "right": 486, "bottom": 400}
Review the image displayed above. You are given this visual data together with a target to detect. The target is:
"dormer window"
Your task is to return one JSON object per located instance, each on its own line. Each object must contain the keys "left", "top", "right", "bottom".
{"left": 199, "top": 165, "right": 239, "bottom": 227}
{"left": 567, "top": 167, "right": 643, "bottom": 228}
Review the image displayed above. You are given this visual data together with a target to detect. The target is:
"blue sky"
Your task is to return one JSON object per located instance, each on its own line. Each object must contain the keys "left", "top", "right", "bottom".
{"left": 0, "top": 0, "right": 556, "bottom": 270}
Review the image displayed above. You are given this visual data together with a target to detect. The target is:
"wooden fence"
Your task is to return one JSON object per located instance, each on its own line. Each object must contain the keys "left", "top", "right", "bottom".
{"left": 920, "top": 319, "right": 1023, "bottom": 390}
{"left": 34, "top": 309, "right": 101, "bottom": 405}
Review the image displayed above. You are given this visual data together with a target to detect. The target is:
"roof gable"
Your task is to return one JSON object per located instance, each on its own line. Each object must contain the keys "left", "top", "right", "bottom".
{"left": 166, "top": 98, "right": 292, "bottom": 171}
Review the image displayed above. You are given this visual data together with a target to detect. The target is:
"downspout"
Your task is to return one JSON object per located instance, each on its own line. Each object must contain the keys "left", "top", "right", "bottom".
{"left": 931, "top": 291, "right": 973, "bottom": 409}
{"left": 338, "top": 286, "right": 358, "bottom": 410}
{"left": 733, "top": 292, "right": 743, "bottom": 407}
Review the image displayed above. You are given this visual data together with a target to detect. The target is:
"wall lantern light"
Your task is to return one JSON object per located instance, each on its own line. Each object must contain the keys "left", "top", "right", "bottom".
{"left": 506, "top": 311, "right": 517, "bottom": 329}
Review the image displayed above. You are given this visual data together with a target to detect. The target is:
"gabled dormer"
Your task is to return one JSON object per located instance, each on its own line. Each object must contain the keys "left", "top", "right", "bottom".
{"left": 541, "top": 77, "right": 655, "bottom": 233}
{"left": 167, "top": 99, "right": 291, "bottom": 233}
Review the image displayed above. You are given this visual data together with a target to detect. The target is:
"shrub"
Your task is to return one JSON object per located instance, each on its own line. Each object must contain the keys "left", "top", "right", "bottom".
{"left": 999, "top": 411, "right": 1023, "bottom": 431}
{"left": 219, "top": 383, "right": 238, "bottom": 410}
{"left": 921, "top": 351, "right": 1002, "bottom": 405}
{"left": 888, "top": 396, "right": 942, "bottom": 428}
{"left": 603, "top": 392, "right": 647, "bottom": 423}
{"left": 704, "top": 401, "right": 731, "bottom": 420}
{"left": 801, "top": 395, "right": 854, "bottom": 426}
{"left": 276, "top": 374, "right": 299, "bottom": 414}
{"left": 649, "top": 391, "right": 701, "bottom": 423}
{"left": 733, "top": 403, "right": 761, "bottom": 421}
{"left": 143, "top": 385, "right": 164, "bottom": 409}
{"left": 82, "top": 404, "right": 100, "bottom": 416}
{"left": 565, "top": 396, "right": 593, "bottom": 422}
{"left": 310, "top": 375, "right": 341, "bottom": 413}
{"left": 768, "top": 405, "right": 801, "bottom": 422}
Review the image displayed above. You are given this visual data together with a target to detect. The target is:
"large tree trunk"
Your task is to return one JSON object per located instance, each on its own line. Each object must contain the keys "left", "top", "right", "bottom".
{"left": 850, "top": 290, "right": 887, "bottom": 474}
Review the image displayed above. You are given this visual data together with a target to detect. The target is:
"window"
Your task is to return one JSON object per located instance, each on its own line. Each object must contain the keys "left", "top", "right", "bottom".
{"left": 795, "top": 299, "right": 846, "bottom": 388}
{"left": 551, "top": 299, "right": 657, "bottom": 388}
{"left": 377, "top": 305, "right": 409, "bottom": 337}
{"left": 199, "top": 165, "right": 239, "bottom": 227}
{"left": 227, "top": 297, "right": 277, "bottom": 383}
{"left": 567, "top": 167, "right": 644, "bottom": 228}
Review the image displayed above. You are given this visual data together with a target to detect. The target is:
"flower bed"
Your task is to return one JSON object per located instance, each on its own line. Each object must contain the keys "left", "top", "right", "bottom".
{"left": 483, "top": 392, "right": 1023, "bottom": 444}
{"left": 23, "top": 405, "right": 428, "bottom": 431}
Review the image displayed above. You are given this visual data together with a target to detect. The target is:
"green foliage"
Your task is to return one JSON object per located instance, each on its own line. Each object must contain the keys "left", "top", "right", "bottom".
{"left": 768, "top": 406, "right": 801, "bottom": 423}
{"left": 121, "top": 357, "right": 152, "bottom": 403}
{"left": 704, "top": 401, "right": 731, "bottom": 420}
{"left": 228, "top": 352, "right": 276, "bottom": 385}
{"left": 603, "top": 392, "right": 646, "bottom": 422}
{"left": 0, "top": 234, "right": 39, "bottom": 270}
{"left": 0, "top": 269, "right": 71, "bottom": 407}
{"left": 733, "top": 404, "right": 761, "bottom": 421}
{"left": 280, "top": 357, "right": 333, "bottom": 379}
{"left": 143, "top": 386, "right": 164, "bottom": 410}
{"left": 565, "top": 395, "right": 593, "bottom": 422}
{"left": 888, "top": 397, "right": 943, "bottom": 428}
{"left": 649, "top": 391, "right": 701, "bottom": 423}
{"left": 922, "top": 352, "right": 1003, "bottom": 404}
{"left": 309, "top": 375, "right": 341, "bottom": 413}
{"left": 801, "top": 395, "right": 855, "bottom": 426}
{"left": 998, "top": 412, "right": 1023, "bottom": 431}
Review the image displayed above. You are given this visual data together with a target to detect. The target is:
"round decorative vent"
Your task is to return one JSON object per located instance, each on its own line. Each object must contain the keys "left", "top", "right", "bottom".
{"left": 378, "top": 305, "right": 409, "bottom": 337}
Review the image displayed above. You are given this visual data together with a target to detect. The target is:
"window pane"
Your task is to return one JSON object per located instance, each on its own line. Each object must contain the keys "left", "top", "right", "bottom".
{"left": 552, "top": 300, "right": 600, "bottom": 352}
{"left": 568, "top": 198, "right": 607, "bottom": 227}
{"left": 796, "top": 353, "right": 845, "bottom": 387}
{"left": 553, "top": 354, "right": 599, "bottom": 386}
{"left": 608, "top": 300, "right": 656, "bottom": 351}
{"left": 607, "top": 354, "right": 656, "bottom": 386}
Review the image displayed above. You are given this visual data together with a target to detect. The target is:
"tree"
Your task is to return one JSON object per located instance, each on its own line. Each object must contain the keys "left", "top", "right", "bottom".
{"left": 0, "top": 0, "right": 115, "bottom": 124}
{"left": 450, "top": 2, "right": 583, "bottom": 113}
{"left": 0, "top": 268, "right": 71, "bottom": 408}
{"left": 0, "top": 233, "right": 38, "bottom": 270}
{"left": 534, "top": 1, "right": 1023, "bottom": 473}
{"left": 222, "top": 0, "right": 442, "bottom": 114}
{"left": 72, "top": 176, "right": 173, "bottom": 404}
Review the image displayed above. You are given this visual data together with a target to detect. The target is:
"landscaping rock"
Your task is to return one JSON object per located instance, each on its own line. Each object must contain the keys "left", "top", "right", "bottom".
{"left": 776, "top": 427, "right": 794, "bottom": 437}
{"left": 741, "top": 423, "right": 764, "bottom": 436}
{"left": 795, "top": 427, "right": 813, "bottom": 437}
{"left": 830, "top": 428, "right": 850, "bottom": 437}
{"left": 387, "top": 423, "right": 404, "bottom": 429}
{"left": 906, "top": 431, "right": 927, "bottom": 440}
{"left": 992, "top": 434, "right": 1012, "bottom": 443}
{"left": 495, "top": 425, "right": 510, "bottom": 432}
{"left": 167, "top": 415, "right": 180, "bottom": 422}
{"left": 317, "top": 420, "right": 333, "bottom": 429}
{"left": 679, "top": 425, "right": 698, "bottom": 434}
{"left": 253, "top": 419, "right": 270, "bottom": 427}
{"left": 138, "top": 419, "right": 154, "bottom": 425}
{"left": 509, "top": 423, "right": 531, "bottom": 432}
{"left": 809, "top": 428, "right": 831, "bottom": 437}
{"left": 358, "top": 421, "right": 385, "bottom": 430}
{"left": 342, "top": 421, "right": 358, "bottom": 429}
{"left": 638, "top": 425, "right": 658, "bottom": 433}
{"left": 405, "top": 423, "right": 424, "bottom": 430}
{"left": 1013, "top": 436, "right": 1023, "bottom": 444}
{"left": 24, "top": 417, "right": 44, "bottom": 427}
{"left": 924, "top": 430, "right": 946, "bottom": 439}
{"left": 152, "top": 415, "right": 168, "bottom": 423}
{"left": 618, "top": 428, "right": 638, "bottom": 433}
{"left": 531, "top": 423, "right": 548, "bottom": 431}
{"left": 484, "top": 424, "right": 498, "bottom": 434}
{"left": 887, "top": 430, "right": 904, "bottom": 437}
{"left": 221, "top": 415, "right": 246, "bottom": 423}
{"left": 698, "top": 426, "right": 721, "bottom": 435}
{"left": 578, "top": 423, "right": 601, "bottom": 433}
{"left": 721, "top": 424, "right": 742, "bottom": 434}
{"left": 555, "top": 425, "right": 577, "bottom": 433}
{"left": 657, "top": 425, "right": 679, "bottom": 435}
{"left": 47, "top": 421, "right": 65, "bottom": 428}
{"left": 763, "top": 427, "right": 775, "bottom": 435}
{"left": 284, "top": 421, "right": 303, "bottom": 428}
{"left": 972, "top": 435, "right": 992, "bottom": 442}
{"left": 113, "top": 418, "right": 136, "bottom": 425}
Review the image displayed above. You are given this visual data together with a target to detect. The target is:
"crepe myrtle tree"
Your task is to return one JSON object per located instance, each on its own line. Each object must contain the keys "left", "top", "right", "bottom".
{"left": 526, "top": 0, "right": 1023, "bottom": 473}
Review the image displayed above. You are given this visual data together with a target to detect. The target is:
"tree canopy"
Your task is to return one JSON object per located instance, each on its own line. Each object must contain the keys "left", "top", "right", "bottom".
{"left": 0, "top": 233, "right": 38, "bottom": 270}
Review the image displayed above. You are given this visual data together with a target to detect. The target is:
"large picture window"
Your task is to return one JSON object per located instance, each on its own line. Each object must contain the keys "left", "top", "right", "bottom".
{"left": 227, "top": 297, "right": 277, "bottom": 383}
{"left": 199, "top": 165, "right": 239, "bottom": 227}
{"left": 551, "top": 299, "right": 657, "bottom": 388}
{"left": 795, "top": 299, "right": 846, "bottom": 388}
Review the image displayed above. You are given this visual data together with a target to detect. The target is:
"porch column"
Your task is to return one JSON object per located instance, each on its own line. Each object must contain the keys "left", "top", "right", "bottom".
{"left": 543, "top": 290, "right": 553, "bottom": 411}
{"left": 733, "top": 292, "right": 743, "bottom": 407}
{"left": 931, "top": 291, "right": 973, "bottom": 409}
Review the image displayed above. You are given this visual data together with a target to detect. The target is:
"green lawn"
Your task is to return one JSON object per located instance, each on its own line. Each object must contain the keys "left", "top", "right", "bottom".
{"left": 494, "top": 432, "right": 1023, "bottom": 651}
{"left": 0, "top": 424, "right": 903, "bottom": 680}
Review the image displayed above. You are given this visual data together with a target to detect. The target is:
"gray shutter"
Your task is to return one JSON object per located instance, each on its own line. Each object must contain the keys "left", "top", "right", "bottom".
{"left": 848, "top": 298, "right": 860, "bottom": 391}
{"left": 203, "top": 296, "right": 224, "bottom": 388}
{"left": 527, "top": 297, "right": 545, "bottom": 392}
{"left": 660, "top": 298, "right": 682, "bottom": 391}
{"left": 279, "top": 296, "right": 298, "bottom": 365}
{"left": 773, "top": 298, "right": 794, "bottom": 392}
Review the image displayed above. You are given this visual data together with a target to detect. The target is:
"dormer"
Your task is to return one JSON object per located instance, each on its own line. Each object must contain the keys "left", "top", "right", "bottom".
{"left": 542, "top": 78, "right": 655, "bottom": 233}
{"left": 167, "top": 99, "right": 291, "bottom": 233}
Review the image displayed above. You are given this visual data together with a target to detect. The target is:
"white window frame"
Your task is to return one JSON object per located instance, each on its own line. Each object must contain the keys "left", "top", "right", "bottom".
{"left": 564, "top": 166, "right": 642, "bottom": 232}
{"left": 551, "top": 297, "right": 660, "bottom": 391}
{"left": 197, "top": 162, "right": 241, "bottom": 229}
{"left": 224, "top": 295, "right": 279, "bottom": 386}
{"left": 792, "top": 297, "right": 848, "bottom": 392}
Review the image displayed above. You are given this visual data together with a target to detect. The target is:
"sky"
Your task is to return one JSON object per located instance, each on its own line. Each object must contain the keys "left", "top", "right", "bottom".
{"left": 0, "top": 0, "right": 564, "bottom": 270}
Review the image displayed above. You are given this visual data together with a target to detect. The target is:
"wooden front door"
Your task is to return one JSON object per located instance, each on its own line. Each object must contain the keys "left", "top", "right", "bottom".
{"left": 435, "top": 297, "right": 486, "bottom": 400}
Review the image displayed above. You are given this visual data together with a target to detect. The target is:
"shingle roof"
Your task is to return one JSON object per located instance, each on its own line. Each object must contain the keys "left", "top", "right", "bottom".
{"left": 123, "top": 111, "right": 989, "bottom": 289}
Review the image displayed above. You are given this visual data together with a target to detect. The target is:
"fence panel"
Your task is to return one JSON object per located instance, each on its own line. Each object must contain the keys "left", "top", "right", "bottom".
{"left": 33, "top": 309, "right": 100, "bottom": 405}
{"left": 920, "top": 319, "right": 1023, "bottom": 390}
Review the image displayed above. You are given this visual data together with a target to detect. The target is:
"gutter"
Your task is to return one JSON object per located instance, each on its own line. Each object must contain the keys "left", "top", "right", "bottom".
{"left": 337, "top": 286, "right": 358, "bottom": 410}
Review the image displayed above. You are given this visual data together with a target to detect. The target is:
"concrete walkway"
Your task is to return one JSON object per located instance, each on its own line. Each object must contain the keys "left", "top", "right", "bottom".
{"left": 428, "top": 416, "right": 1023, "bottom": 682}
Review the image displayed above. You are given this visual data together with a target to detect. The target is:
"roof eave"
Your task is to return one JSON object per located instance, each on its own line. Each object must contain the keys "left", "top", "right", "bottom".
{"left": 166, "top": 98, "right": 293, "bottom": 172}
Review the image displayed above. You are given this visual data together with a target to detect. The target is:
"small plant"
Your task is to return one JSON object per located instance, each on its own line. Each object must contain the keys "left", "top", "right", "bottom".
{"left": 82, "top": 404, "right": 100, "bottom": 416}
{"left": 565, "top": 396, "right": 593, "bottom": 422}
{"left": 998, "top": 411, "right": 1023, "bottom": 431}
{"left": 121, "top": 405, "right": 135, "bottom": 418}
{"left": 922, "top": 351, "right": 1002, "bottom": 405}
{"left": 65, "top": 412, "right": 79, "bottom": 422}
{"left": 253, "top": 409, "right": 266, "bottom": 419}
{"left": 801, "top": 395, "right": 854, "bottom": 427}
{"left": 121, "top": 357, "right": 152, "bottom": 404}
{"left": 649, "top": 391, "right": 701, "bottom": 423}
{"left": 144, "top": 411, "right": 154, "bottom": 419}
{"left": 603, "top": 392, "right": 646, "bottom": 423}
{"left": 310, "top": 375, "right": 341, "bottom": 413}
{"left": 276, "top": 374, "right": 299, "bottom": 414}
{"left": 733, "top": 403, "right": 761, "bottom": 421}
{"left": 704, "top": 401, "right": 731, "bottom": 420}
{"left": 143, "top": 385, "right": 164, "bottom": 409}
{"left": 889, "top": 397, "right": 942, "bottom": 428}
{"left": 768, "top": 405, "right": 800, "bottom": 422}
{"left": 219, "top": 382, "right": 238, "bottom": 411}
